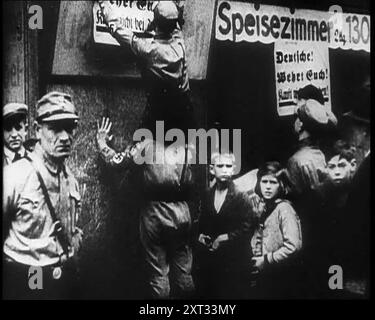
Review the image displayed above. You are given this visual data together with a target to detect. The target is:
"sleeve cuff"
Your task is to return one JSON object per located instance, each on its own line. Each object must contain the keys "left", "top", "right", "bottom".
{"left": 267, "top": 252, "right": 275, "bottom": 264}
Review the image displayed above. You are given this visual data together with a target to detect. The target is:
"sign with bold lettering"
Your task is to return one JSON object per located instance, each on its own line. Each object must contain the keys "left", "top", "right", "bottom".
{"left": 275, "top": 41, "right": 331, "bottom": 115}
{"left": 93, "top": 1, "right": 155, "bottom": 46}
{"left": 215, "top": 1, "right": 370, "bottom": 53}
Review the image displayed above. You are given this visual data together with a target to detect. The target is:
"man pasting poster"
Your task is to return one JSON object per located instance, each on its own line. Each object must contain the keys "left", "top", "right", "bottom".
{"left": 274, "top": 41, "right": 331, "bottom": 116}
{"left": 93, "top": 1, "right": 185, "bottom": 46}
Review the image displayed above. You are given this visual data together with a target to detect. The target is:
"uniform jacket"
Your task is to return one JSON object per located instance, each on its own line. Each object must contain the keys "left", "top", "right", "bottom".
{"left": 99, "top": 139, "right": 193, "bottom": 233}
{"left": 111, "top": 23, "right": 189, "bottom": 93}
{"left": 3, "top": 143, "right": 82, "bottom": 266}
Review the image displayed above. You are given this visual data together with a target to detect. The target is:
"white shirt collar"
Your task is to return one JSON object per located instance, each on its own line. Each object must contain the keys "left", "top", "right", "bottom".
{"left": 4, "top": 145, "right": 26, "bottom": 162}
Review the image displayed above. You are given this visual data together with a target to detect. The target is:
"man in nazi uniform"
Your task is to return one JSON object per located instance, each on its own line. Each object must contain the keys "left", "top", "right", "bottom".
{"left": 3, "top": 92, "right": 83, "bottom": 299}
{"left": 98, "top": 0, "right": 194, "bottom": 133}
{"left": 96, "top": 117, "right": 195, "bottom": 299}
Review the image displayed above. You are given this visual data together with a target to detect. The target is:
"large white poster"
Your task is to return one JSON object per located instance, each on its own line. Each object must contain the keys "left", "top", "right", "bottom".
{"left": 93, "top": 1, "right": 155, "bottom": 46}
{"left": 215, "top": 1, "right": 370, "bottom": 53}
{"left": 275, "top": 41, "right": 331, "bottom": 116}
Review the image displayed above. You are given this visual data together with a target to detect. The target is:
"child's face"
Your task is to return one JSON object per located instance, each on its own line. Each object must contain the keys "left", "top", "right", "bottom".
{"left": 327, "top": 155, "right": 356, "bottom": 186}
{"left": 4, "top": 117, "right": 27, "bottom": 152}
{"left": 210, "top": 155, "right": 234, "bottom": 182}
{"left": 260, "top": 174, "right": 280, "bottom": 200}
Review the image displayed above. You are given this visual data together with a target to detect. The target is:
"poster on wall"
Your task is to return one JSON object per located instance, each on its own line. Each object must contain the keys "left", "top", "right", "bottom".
{"left": 274, "top": 41, "right": 331, "bottom": 116}
{"left": 93, "top": 1, "right": 155, "bottom": 46}
{"left": 53, "top": 0, "right": 214, "bottom": 79}
{"left": 215, "top": 1, "right": 370, "bottom": 52}
{"left": 215, "top": 0, "right": 370, "bottom": 116}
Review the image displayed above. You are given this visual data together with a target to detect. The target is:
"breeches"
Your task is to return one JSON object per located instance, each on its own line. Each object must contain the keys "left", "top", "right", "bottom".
{"left": 139, "top": 214, "right": 194, "bottom": 299}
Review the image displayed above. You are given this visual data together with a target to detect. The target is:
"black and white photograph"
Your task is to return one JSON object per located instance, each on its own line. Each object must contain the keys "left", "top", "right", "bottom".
{"left": 2, "top": 0, "right": 370, "bottom": 304}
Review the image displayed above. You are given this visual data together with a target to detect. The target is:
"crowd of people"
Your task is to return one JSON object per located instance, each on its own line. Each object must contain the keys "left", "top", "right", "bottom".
{"left": 2, "top": 1, "right": 369, "bottom": 300}
{"left": 192, "top": 83, "right": 369, "bottom": 299}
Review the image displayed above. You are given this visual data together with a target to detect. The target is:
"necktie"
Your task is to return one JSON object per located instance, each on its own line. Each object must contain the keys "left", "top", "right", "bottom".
{"left": 12, "top": 152, "right": 22, "bottom": 162}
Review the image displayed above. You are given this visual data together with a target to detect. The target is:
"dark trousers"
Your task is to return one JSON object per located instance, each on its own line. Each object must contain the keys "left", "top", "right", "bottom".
{"left": 195, "top": 251, "right": 253, "bottom": 299}
{"left": 3, "top": 258, "right": 80, "bottom": 300}
{"left": 140, "top": 220, "right": 195, "bottom": 299}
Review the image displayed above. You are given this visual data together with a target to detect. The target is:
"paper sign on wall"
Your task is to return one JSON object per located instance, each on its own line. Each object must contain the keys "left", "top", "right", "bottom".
{"left": 274, "top": 41, "right": 331, "bottom": 116}
{"left": 93, "top": 1, "right": 155, "bottom": 46}
{"left": 215, "top": 1, "right": 370, "bottom": 53}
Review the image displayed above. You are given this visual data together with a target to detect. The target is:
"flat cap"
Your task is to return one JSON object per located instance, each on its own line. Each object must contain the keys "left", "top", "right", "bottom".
{"left": 3, "top": 103, "right": 28, "bottom": 119}
{"left": 36, "top": 91, "right": 79, "bottom": 122}
{"left": 297, "top": 84, "right": 325, "bottom": 105}
{"left": 154, "top": 1, "right": 179, "bottom": 20}
{"left": 297, "top": 99, "right": 338, "bottom": 127}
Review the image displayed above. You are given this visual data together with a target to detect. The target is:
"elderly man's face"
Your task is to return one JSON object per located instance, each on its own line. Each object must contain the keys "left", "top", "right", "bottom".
{"left": 4, "top": 115, "right": 28, "bottom": 152}
{"left": 36, "top": 120, "right": 77, "bottom": 161}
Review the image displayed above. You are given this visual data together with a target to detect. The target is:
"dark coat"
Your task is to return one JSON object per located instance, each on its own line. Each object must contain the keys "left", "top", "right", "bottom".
{"left": 198, "top": 181, "right": 255, "bottom": 269}
{"left": 195, "top": 181, "right": 255, "bottom": 298}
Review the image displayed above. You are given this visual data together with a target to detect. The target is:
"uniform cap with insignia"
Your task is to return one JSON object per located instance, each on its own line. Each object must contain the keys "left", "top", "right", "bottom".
{"left": 36, "top": 91, "right": 79, "bottom": 122}
{"left": 3, "top": 103, "right": 28, "bottom": 120}
{"left": 154, "top": 1, "right": 179, "bottom": 20}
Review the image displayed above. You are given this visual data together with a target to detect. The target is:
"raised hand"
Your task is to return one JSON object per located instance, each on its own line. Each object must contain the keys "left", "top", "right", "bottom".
{"left": 96, "top": 117, "right": 113, "bottom": 146}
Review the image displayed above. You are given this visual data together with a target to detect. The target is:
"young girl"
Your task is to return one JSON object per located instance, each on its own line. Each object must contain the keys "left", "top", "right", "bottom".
{"left": 250, "top": 161, "right": 302, "bottom": 298}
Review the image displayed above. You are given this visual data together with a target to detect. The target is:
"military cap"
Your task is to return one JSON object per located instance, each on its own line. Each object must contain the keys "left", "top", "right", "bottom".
{"left": 297, "top": 99, "right": 338, "bottom": 127}
{"left": 3, "top": 103, "right": 28, "bottom": 119}
{"left": 154, "top": 1, "right": 179, "bottom": 20}
{"left": 36, "top": 91, "right": 79, "bottom": 122}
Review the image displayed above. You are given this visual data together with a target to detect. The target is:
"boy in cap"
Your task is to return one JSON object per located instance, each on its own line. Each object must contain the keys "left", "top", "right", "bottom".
{"left": 98, "top": 0, "right": 194, "bottom": 133}
{"left": 3, "top": 92, "right": 83, "bottom": 299}
{"left": 285, "top": 84, "right": 337, "bottom": 298}
{"left": 3, "top": 103, "right": 29, "bottom": 166}
{"left": 287, "top": 85, "right": 337, "bottom": 197}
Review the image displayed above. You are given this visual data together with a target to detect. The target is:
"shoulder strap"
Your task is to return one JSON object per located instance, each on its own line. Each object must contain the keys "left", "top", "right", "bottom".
{"left": 177, "top": 42, "right": 187, "bottom": 90}
{"left": 24, "top": 156, "right": 70, "bottom": 255}
{"left": 180, "top": 144, "right": 189, "bottom": 186}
